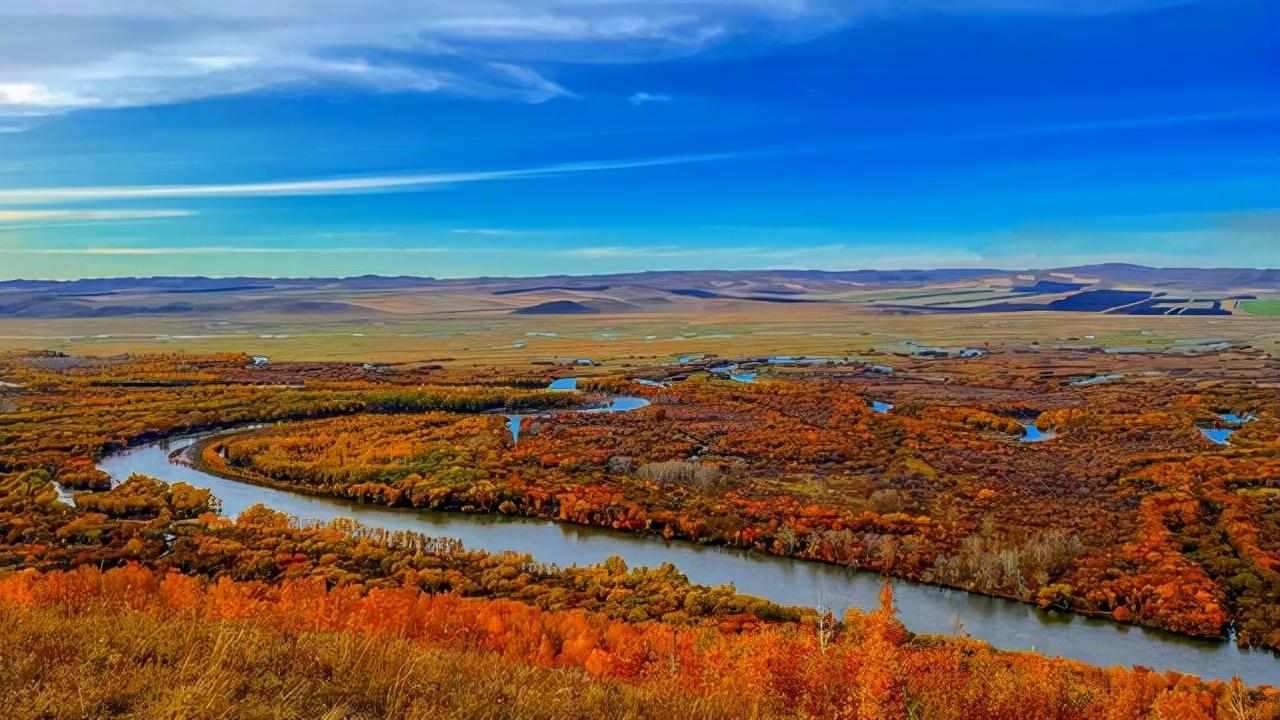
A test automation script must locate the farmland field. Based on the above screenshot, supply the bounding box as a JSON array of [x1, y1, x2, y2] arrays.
[[1242, 299, 1280, 317]]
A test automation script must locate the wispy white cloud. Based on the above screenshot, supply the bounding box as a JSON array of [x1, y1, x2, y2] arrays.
[[953, 110, 1273, 143], [0, 152, 743, 204], [1, 109, 1251, 209], [8, 212, 1262, 270], [449, 227, 573, 236], [0, 2, 840, 114], [4, 247, 456, 255], [487, 62, 577, 100], [5, 243, 990, 272], [761, 110, 1276, 161], [559, 243, 854, 261], [560, 245, 684, 259], [901, 0, 1187, 15], [0, 1, 1184, 115], [628, 91, 672, 106], [0, 209, 195, 222]]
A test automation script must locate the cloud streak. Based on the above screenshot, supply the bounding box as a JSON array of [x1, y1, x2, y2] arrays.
[[449, 227, 575, 237], [0, 109, 1251, 207], [0, 1, 842, 114], [0, 152, 742, 204], [559, 243, 854, 261], [4, 247, 456, 255], [629, 91, 672, 106], [0, 1, 1190, 115], [0, 209, 195, 222]]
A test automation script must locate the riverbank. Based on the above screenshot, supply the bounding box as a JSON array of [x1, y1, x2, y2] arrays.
[[190, 424, 1133, 631], [7, 349, 1275, 683], [96, 431, 1280, 686]]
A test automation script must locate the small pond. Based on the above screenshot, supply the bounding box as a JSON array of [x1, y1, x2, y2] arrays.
[[1019, 422, 1056, 443]]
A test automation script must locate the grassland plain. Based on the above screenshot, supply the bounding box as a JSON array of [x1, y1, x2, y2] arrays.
[[0, 305, 1276, 364]]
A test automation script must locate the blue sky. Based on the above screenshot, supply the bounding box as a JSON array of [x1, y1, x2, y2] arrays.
[[0, 0, 1275, 278]]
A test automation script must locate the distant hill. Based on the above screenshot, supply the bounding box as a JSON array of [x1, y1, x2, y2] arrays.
[[0, 265, 1274, 319], [512, 300, 601, 315]]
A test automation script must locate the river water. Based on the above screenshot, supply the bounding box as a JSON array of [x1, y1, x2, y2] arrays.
[[95, 431, 1277, 685], [1198, 412, 1257, 445], [83, 377, 1280, 684]]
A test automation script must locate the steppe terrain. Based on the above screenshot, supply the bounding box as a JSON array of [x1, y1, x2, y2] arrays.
[[2, 265, 1276, 361]]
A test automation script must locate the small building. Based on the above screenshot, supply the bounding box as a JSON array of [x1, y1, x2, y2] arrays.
[[250, 356, 270, 366]]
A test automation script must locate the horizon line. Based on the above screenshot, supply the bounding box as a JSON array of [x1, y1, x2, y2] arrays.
[[0, 262, 1276, 285]]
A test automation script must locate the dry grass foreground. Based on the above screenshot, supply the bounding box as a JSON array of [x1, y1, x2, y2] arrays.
[[3, 562, 1278, 720], [0, 605, 760, 720]]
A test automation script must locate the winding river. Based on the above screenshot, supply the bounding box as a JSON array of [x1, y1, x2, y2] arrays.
[[89, 384, 1278, 685]]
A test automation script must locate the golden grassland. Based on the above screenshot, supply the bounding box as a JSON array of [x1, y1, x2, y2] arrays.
[[0, 604, 764, 720], [0, 303, 1275, 365]]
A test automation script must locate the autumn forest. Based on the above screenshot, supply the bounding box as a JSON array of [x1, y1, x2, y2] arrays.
[[0, 344, 1277, 719]]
